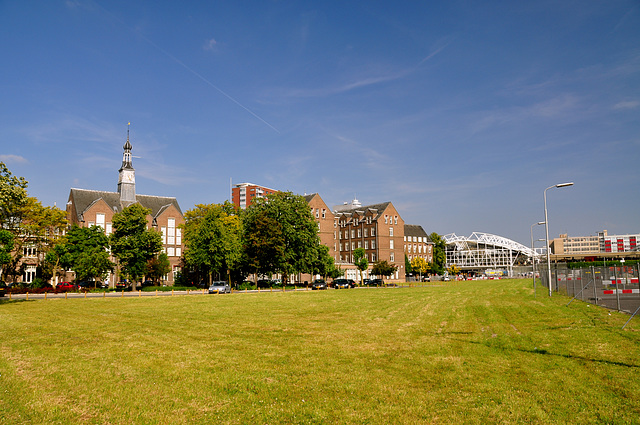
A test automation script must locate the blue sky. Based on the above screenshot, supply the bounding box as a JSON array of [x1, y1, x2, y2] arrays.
[[1, 0, 638, 246]]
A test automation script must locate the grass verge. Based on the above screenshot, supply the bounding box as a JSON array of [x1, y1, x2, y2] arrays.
[[0, 279, 638, 424]]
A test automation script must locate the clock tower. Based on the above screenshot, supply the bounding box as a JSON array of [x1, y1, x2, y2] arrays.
[[117, 124, 136, 206]]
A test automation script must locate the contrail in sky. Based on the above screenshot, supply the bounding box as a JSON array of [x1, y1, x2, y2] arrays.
[[90, 1, 280, 133]]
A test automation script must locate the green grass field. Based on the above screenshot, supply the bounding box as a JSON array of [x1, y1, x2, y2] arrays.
[[1, 279, 639, 424]]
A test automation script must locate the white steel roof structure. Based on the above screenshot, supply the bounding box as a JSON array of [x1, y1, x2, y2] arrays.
[[443, 232, 537, 276]]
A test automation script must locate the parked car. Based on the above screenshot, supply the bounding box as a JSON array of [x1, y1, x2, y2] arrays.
[[56, 282, 76, 291], [77, 280, 107, 290], [115, 281, 130, 291], [368, 279, 384, 287], [333, 278, 350, 289], [257, 279, 271, 288], [209, 281, 231, 294], [141, 280, 155, 287], [311, 279, 327, 290], [0, 281, 6, 297]]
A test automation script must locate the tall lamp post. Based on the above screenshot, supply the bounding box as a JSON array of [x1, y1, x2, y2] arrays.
[[531, 221, 545, 297], [544, 182, 574, 297]]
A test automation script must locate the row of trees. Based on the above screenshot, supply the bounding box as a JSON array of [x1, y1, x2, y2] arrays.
[[181, 193, 346, 286], [1, 162, 169, 287]]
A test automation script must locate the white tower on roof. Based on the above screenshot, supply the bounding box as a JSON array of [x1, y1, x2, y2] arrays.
[[117, 123, 136, 207]]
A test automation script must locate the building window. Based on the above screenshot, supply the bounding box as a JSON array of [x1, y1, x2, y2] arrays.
[[106, 223, 112, 235], [322, 209, 326, 218], [371, 228, 376, 237], [365, 240, 369, 249], [167, 247, 175, 257], [176, 228, 182, 245], [351, 230, 355, 238], [351, 242, 355, 251], [394, 216, 398, 225], [357, 228, 361, 237], [389, 227, 394, 237], [390, 252, 395, 262], [364, 228, 368, 237], [168, 218, 175, 245], [358, 241, 362, 249], [371, 253, 376, 262], [23, 246, 37, 257], [161, 226, 167, 244], [371, 240, 376, 249], [96, 213, 105, 230], [390, 240, 394, 249]]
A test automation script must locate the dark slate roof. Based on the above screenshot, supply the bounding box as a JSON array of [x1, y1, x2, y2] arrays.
[[303, 193, 317, 203], [404, 224, 432, 242], [69, 188, 182, 222], [334, 201, 391, 221]]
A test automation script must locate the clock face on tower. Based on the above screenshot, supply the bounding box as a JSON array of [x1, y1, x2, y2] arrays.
[[121, 170, 135, 183]]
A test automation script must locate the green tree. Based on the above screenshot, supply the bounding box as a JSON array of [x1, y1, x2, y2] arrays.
[[447, 264, 461, 276], [405, 253, 413, 276], [145, 252, 171, 284], [430, 232, 447, 275], [0, 162, 28, 229], [0, 229, 14, 277], [410, 257, 430, 281], [0, 163, 67, 283], [110, 204, 163, 283], [312, 244, 342, 281], [371, 260, 398, 278], [182, 202, 243, 284], [243, 192, 320, 284], [48, 225, 114, 285], [352, 247, 368, 284]]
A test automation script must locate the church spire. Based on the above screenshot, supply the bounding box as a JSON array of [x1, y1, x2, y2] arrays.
[[118, 122, 136, 206], [121, 122, 133, 170]]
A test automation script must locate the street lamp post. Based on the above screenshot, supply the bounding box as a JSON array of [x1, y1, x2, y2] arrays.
[[544, 182, 574, 297], [531, 221, 545, 297]]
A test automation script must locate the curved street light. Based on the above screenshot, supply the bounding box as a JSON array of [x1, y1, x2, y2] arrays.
[[544, 182, 574, 297]]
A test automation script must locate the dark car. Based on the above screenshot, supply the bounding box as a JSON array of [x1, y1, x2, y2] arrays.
[[368, 279, 384, 287], [56, 282, 76, 291], [115, 281, 131, 291], [257, 279, 271, 288], [311, 279, 327, 290], [141, 280, 155, 288], [0, 281, 6, 297], [333, 278, 350, 289], [77, 280, 107, 290]]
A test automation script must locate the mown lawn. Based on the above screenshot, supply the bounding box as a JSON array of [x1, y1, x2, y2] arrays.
[[1, 279, 638, 424]]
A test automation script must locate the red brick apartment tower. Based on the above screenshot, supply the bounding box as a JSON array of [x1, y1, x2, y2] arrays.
[[231, 182, 278, 209]]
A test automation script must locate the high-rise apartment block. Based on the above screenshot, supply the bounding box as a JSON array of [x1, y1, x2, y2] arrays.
[[231, 182, 278, 209]]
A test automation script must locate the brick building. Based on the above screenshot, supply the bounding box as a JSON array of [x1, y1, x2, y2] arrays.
[[404, 224, 433, 264], [231, 182, 278, 209], [66, 131, 184, 286], [333, 198, 406, 282]]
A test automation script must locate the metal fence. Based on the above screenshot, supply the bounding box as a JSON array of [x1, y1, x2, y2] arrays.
[[539, 264, 640, 317]]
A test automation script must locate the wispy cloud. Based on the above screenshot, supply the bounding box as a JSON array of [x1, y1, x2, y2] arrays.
[[22, 116, 123, 148], [279, 42, 450, 100], [613, 100, 640, 110], [470, 94, 581, 133], [0, 154, 28, 164], [203, 38, 218, 51]]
